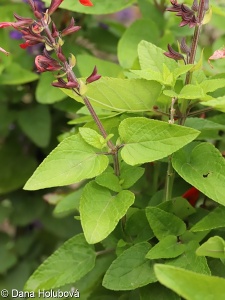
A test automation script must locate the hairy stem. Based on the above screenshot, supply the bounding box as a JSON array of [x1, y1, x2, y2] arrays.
[[82, 96, 114, 149], [180, 0, 206, 125], [165, 0, 207, 199]]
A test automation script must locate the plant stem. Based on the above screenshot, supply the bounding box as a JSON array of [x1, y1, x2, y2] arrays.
[[180, 0, 207, 125], [166, 1, 207, 200], [82, 96, 114, 148], [113, 151, 120, 176], [82, 98, 120, 176], [164, 155, 175, 201], [96, 248, 115, 256], [188, 106, 213, 117]]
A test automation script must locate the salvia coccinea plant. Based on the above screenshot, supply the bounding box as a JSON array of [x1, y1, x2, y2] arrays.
[[2, 0, 225, 298]]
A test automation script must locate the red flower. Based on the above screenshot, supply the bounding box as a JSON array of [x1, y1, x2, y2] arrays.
[[20, 41, 34, 49], [182, 187, 200, 207], [35, 52, 62, 72], [79, 0, 93, 6]]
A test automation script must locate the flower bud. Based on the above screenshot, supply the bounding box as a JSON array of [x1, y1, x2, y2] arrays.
[[164, 44, 184, 61], [86, 66, 101, 84], [48, 0, 64, 15]]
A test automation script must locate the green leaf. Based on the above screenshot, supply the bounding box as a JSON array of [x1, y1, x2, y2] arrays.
[[155, 264, 225, 300], [167, 241, 210, 275], [120, 163, 145, 189], [80, 181, 134, 244], [131, 68, 165, 85], [196, 236, 225, 259], [191, 206, 225, 232], [103, 242, 156, 290], [118, 19, 159, 69], [185, 117, 225, 140], [75, 254, 115, 300], [158, 198, 196, 220], [95, 169, 122, 192], [53, 189, 82, 217], [145, 207, 186, 240], [36, 72, 66, 104], [140, 283, 181, 300], [202, 6, 212, 23], [79, 127, 106, 149], [201, 96, 225, 112], [162, 64, 174, 86], [172, 142, 225, 206], [17, 105, 51, 148], [24, 134, 109, 190], [125, 209, 154, 243], [43, 0, 135, 14], [138, 41, 177, 72], [178, 84, 205, 99], [0, 245, 17, 274], [146, 235, 185, 259], [0, 63, 38, 85], [163, 89, 178, 98], [119, 117, 200, 165], [200, 79, 225, 93], [0, 143, 37, 195], [208, 257, 225, 277], [173, 64, 194, 79], [132, 63, 177, 86], [61, 78, 162, 112], [24, 234, 96, 291]]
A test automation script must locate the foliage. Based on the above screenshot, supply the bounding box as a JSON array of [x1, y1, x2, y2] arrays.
[[1, 0, 225, 299]]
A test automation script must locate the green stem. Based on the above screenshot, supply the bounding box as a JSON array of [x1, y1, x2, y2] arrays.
[[164, 155, 175, 201]]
